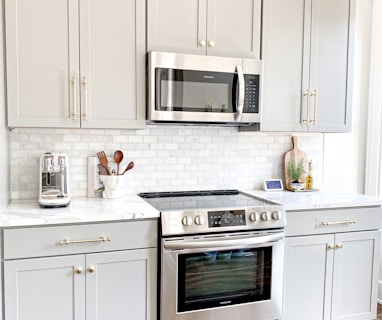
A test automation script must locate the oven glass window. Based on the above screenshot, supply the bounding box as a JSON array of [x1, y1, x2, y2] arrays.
[[177, 247, 272, 312], [156, 68, 236, 113]]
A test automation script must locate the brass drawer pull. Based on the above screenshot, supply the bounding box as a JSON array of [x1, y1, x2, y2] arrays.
[[60, 235, 111, 245], [82, 76, 88, 120], [321, 220, 356, 226], [71, 75, 78, 120]]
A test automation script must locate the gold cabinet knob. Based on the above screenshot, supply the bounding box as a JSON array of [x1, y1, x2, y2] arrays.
[[88, 266, 96, 273], [327, 244, 335, 250], [75, 267, 83, 275], [335, 243, 343, 249]]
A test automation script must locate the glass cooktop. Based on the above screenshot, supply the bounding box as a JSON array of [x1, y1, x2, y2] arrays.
[[138, 189, 276, 212]]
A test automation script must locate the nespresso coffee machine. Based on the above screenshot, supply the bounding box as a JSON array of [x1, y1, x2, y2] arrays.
[[39, 152, 70, 208]]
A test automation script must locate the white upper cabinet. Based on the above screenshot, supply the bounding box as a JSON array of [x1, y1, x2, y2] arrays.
[[147, 0, 261, 58], [260, 0, 355, 132], [5, 0, 145, 129]]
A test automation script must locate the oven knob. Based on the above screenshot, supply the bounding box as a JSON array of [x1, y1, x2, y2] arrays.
[[194, 215, 205, 225], [182, 216, 193, 226], [249, 212, 259, 222], [272, 211, 281, 220], [261, 212, 270, 221]]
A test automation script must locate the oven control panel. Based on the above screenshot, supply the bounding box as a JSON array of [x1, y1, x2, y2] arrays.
[[208, 210, 246, 228], [161, 206, 286, 236]]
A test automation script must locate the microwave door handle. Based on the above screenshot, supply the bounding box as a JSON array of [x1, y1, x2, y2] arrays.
[[235, 64, 245, 121], [164, 232, 284, 250]]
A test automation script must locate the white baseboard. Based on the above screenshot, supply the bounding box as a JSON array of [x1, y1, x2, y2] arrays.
[[378, 281, 382, 304]]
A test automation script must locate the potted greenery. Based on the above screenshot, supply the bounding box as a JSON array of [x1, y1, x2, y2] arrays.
[[287, 158, 305, 190]]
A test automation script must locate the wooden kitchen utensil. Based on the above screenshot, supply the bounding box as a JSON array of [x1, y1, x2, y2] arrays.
[[284, 136, 307, 191], [97, 163, 109, 176], [113, 150, 124, 175], [97, 151, 111, 175]]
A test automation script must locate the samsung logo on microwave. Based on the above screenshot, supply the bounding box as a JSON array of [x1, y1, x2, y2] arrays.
[[203, 75, 215, 79]]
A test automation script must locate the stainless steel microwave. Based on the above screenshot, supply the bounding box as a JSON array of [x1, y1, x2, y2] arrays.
[[147, 51, 263, 126]]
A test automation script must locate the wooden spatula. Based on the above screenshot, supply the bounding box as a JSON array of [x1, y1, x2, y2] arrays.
[[97, 151, 111, 175]]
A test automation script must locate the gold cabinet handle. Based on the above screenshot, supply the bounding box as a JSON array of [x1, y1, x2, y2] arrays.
[[88, 266, 96, 273], [302, 89, 311, 126], [328, 244, 343, 250], [321, 220, 356, 226], [82, 76, 88, 120], [75, 266, 83, 275], [59, 235, 111, 245], [310, 89, 317, 125], [71, 75, 78, 120]]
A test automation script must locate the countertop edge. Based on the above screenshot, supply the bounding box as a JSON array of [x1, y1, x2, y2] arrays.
[[243, 190, 382, 211], [2, 190, 382, 228], [0, 194, 160, 228]]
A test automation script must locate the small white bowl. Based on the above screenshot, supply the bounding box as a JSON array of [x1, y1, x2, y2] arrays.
[[290, 182, 305, 191]]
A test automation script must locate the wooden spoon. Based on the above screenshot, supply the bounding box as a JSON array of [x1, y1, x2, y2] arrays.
[[121, 161, 134, 175], [113, 150, 124, 175]]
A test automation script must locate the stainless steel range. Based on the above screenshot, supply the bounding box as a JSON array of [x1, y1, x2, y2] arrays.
[[139, 189, 286, 320]]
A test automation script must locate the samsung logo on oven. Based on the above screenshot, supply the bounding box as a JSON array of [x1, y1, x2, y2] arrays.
[[220, 301, 232, 305]]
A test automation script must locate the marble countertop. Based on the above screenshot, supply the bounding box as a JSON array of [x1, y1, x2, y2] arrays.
[[1, 194, 160, 227], [243, 189, 382, 211], [1, 190, 381, 228]]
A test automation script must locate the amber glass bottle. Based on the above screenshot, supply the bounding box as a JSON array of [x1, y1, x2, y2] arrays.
[[305, 160, 313, 189]]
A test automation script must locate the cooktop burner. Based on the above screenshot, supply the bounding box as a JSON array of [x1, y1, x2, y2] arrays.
[[138, 189, 274, 211]]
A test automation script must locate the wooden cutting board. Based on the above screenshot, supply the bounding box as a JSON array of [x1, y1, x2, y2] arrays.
[[284, 136, 307, 190]]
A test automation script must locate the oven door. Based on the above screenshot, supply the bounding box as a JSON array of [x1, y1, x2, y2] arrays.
[[160, 230, 284, 320]]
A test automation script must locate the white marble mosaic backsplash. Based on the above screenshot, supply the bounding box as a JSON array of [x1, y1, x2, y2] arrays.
[[9, 126, 323, 199]]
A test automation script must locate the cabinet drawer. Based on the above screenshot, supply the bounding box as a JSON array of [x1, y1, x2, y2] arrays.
[[286, 206, 382, 237], [3, 220, 158, 259]]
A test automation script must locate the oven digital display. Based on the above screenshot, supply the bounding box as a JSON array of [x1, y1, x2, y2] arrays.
[[208, 210, 246, 227]]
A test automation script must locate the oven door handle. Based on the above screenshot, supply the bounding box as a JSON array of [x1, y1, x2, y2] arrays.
[[164, 232, 284, 250]]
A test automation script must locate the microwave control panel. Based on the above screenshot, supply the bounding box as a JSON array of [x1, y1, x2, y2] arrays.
[[243, 74, 259, 114]]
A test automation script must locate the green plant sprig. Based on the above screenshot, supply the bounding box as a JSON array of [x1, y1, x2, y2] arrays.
[[287, 158, 305, 182]]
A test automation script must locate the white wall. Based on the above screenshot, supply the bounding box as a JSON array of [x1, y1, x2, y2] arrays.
[[323, 0, 373, 193], [9, 128, 323, 199]]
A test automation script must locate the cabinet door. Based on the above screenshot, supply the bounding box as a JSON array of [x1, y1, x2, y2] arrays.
[[283, 234, 334, 320], [308, 0, 354, 132], [147, 0, 261, 58], [4, 255, 86, 320], [261, 0, 354, 133], [206, 0, 261, 58], [86, 248, 157, 320], [5, 0, 80, 128], [147, 0, 207, 54], [79, 0, 145, 129], [260, 0, 307, 132], [331, 230, 380, 320]]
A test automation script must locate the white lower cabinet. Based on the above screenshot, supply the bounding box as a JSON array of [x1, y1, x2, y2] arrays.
[[2, 220, 158, 320], [283, 208, 381, 320], [5, 255, 86, 320]]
